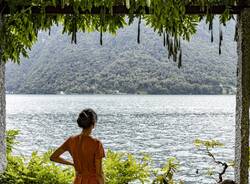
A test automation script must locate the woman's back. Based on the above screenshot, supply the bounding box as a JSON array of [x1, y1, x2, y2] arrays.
[[62, 135, 105, 184], [50, 108, 105, 184]]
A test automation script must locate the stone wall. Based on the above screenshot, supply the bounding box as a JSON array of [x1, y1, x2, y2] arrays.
[[0, 15, 6, 173], [235, 1, 250, 183]]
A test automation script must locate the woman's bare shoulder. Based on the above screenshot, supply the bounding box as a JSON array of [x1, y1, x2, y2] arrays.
[[66, 134, 80, 141], [90, 136, 103, 144], [68, 134, 102, 145]]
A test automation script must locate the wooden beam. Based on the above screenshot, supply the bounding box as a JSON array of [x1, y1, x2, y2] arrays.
[[0, 4, 249, 15], [235, 0, 250, 183]]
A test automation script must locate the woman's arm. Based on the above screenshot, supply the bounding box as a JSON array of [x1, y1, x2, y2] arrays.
[[50, 146, 74, 166], [95, 158, 105, 184]]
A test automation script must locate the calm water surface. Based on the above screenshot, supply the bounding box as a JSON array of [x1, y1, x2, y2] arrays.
[[6, 95, 235, 183]]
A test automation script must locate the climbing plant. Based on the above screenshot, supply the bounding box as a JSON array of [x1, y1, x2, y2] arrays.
[[0, 0, 238, 67]]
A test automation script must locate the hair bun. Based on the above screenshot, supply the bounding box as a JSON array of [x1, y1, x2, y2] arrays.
[[77, 108, 97, 129]]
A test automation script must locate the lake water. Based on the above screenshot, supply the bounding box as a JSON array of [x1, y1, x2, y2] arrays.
[[6, 95, 235, 183]]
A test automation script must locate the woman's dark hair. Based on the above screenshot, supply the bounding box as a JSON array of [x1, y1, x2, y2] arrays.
[[77, 108, 97, 129]]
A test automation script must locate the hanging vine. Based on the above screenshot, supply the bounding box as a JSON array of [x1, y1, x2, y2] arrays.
[[137, 15, 141, 44], [0, 0, 238, 67]]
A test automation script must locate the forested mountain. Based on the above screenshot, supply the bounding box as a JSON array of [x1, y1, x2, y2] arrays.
[[6, 19, 237, 94]]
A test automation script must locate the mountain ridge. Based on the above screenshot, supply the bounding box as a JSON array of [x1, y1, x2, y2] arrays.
[[6, 19, 237, 95]]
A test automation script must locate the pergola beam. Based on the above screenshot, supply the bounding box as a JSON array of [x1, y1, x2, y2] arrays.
[[0, 5, 250, 15]]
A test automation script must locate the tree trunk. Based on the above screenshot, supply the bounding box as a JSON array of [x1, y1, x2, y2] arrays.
[[0, 15, 6, 173], [235, 2, 250, 184]]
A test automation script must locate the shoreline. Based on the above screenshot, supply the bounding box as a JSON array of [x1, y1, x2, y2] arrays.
[[6, 93, 236, 96]]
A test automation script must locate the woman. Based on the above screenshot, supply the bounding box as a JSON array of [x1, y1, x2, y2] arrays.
[[50, 108, 105, 184]]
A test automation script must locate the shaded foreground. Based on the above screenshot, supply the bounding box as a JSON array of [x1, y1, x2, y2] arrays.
[[0, 130, 237, 184]]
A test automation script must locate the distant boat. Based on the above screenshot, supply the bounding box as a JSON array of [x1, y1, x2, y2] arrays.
[[114, 90, 126, 95], [59, 91, 65, 95]]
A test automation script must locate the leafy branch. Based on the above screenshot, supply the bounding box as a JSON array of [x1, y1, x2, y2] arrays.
[[194, 139, 235, 184]]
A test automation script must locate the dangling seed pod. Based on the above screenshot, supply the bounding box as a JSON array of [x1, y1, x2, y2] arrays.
[[164, 32, 183, 67], [100, 8, 104, 46], [173, 54, 177, 62], [71, 28, 75, 44], [168, 45, 171, 59], [137, 15, 141, 44], [100, 27, 103, 45], [146, 0, 151, 7], [168, 38, 173, 59], [211, 29, 213, 42], [178, 48, 182, 69], [163, 31, 166, 47], [173, 40, 178, 62], [71, 15, 77, 44], [166, 33, 169, 47], [71, 32, 74, 44], [219, 24, 223, 55], [74, 15, 77, 44], [126, 0, 130, 9], [209, 20, 214, 43], [234, 18, 239, 42], [175, 37, 179, 48]]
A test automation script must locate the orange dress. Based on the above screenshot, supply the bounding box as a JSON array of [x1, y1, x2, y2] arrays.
[[61, 135, 105, 184]]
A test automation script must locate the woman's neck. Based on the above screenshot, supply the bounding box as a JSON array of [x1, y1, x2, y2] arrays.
[[81, 128, 92, 136]]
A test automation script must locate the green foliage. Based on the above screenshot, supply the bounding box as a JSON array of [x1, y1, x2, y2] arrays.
[[2, 130, 182, 183], [0, 12, 38, 63], [0, 12, 125, 63], [0, 0, 236, 65], [1, 131, 74, 184], [103, 149, 151, 184], [194, 139, 233, 182], [152, 157, 184, 184], [194, 139, 224, 149], [2, 151, 74, 184], [6, 129, 19, 155]]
